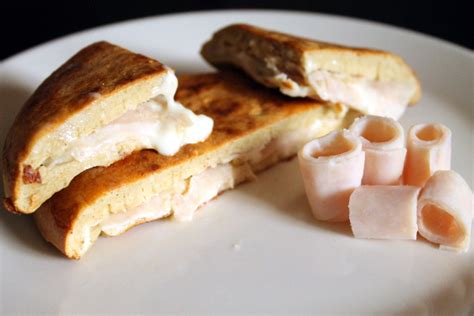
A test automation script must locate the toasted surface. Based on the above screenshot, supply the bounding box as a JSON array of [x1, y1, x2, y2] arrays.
[[34, 71, 350, 259], [3, 41, 172, 213], [201, 24, 421, 104]]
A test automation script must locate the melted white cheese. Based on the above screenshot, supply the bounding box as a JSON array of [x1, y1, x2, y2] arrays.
[[52, 96, 213, 165], [271, 70, 414, 120], [97, 118, 337, 235]]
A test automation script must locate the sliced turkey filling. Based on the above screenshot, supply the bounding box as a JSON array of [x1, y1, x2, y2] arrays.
[[417, 170, 472, 252], [271, 70, 415, 120], [45, 96, 213, 167], [100, 163, 252, 236], [99, 119, 329, 237]]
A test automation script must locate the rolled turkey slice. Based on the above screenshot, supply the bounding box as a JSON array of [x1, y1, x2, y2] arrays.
[[417, 170, 472, 252], [349, 185, 420, 240], [349, 115, 406, 185], [404, 123, 451, 187], [298, 130, 365, 222]]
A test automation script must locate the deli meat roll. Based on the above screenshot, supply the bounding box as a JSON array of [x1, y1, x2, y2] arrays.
[[349, 115, 406, 185], [349, 185, 420, 240], [298, 130, 365, 222], [417, 170, 472, 252], [404, 123, 451, 187]]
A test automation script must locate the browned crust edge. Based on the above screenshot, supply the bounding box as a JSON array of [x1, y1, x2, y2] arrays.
[[32, 71, 341, 259], [202, 23, 422, 105], [2, 41, 168, 214]]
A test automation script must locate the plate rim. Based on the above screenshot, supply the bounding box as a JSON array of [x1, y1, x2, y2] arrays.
[[1, 8, 473, 315], [1, 9, 472, 66]]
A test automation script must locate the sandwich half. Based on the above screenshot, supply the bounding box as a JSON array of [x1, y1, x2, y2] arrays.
[[201, 24, 421, 119], [3, 41, 213, 214], [34, 71, 352, 259]]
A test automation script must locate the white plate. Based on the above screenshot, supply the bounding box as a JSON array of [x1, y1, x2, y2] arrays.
[[1, 10, 473, 315]]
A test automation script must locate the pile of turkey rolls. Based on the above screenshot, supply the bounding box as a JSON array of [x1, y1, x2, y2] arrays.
[[298, 115, 472, 252]]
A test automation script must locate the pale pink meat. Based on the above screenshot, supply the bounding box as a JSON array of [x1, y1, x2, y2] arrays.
[[349, 185, 420, 240], [172, 164, 238, 221], [349, 115, 406, 185], [298, 130, 365, 222], [417, 170, 472, 252], [404, 123, 451, 187]]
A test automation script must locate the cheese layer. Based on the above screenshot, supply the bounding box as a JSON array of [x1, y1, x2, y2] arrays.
[[272, 70, 414, 120], [100, 118, 331, 236], [49, 96, 213, 166]]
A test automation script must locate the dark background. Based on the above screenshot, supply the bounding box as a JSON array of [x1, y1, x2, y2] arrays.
[[1, 1, 472, 60]]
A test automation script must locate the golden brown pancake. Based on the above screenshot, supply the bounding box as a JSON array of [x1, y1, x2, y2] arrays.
[[3, 41, 186, 214], [34, 71, 353, 259], [201, 24, 421, 119]]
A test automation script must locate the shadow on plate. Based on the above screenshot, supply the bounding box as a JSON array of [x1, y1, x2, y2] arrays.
[[167, 59, 212, 75], [0, 81, 31, 142], [416, 234, 438, 249], [239, 159, 353, 237], [0, 210, 63, 258], [401, 267, 474, 315], [0, 81, 63, 258]]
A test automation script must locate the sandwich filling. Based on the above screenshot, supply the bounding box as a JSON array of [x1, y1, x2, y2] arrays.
[[100, 163, 250, 236], [226, 52, 413, 119], [101, 117, 334, 233], [271, 70, 414, 120], [78, 114, 345, 254], [47, 95, 214, 167]]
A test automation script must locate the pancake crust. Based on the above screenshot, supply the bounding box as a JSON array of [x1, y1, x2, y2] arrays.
[[43, 71, 340, 229], [3, 41, 169, 213], [201, 24, 421, 103], [34, 72, 349, 258]]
